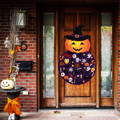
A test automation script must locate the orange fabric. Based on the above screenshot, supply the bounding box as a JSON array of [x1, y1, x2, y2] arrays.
[[65, 39, 91, 53], [4, 97, 21, 115]]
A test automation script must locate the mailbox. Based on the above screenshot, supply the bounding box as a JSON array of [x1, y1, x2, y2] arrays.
[[16, 61, 33, 72]]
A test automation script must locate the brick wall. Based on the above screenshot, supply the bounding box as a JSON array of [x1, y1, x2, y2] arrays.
[[117, 3, 120, 111], [0, 1, 38, 112]]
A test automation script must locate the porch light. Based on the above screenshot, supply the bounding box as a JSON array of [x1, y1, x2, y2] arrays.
[[16, 10, 26, 27]]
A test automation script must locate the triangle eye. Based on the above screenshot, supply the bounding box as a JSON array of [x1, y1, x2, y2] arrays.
[[72, 42, 75, 45], [80, 42, 84, 45]]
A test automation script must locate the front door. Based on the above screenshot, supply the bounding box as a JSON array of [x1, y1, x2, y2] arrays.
[[40, 7, 114, 108], [59, 8, 98, 107]]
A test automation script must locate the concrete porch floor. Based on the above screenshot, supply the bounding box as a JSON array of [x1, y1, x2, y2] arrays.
[[0, 109, 120, 120]]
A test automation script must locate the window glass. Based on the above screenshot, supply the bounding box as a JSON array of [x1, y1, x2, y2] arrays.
[[43, 13, 55, 98], [101, 13, 112, 97]]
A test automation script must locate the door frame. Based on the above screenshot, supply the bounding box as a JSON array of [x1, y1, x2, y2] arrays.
[[37, 5, 118, 109], [99, 9, 116, 107]]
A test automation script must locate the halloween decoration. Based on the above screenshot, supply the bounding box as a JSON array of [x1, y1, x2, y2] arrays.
[[0, 86, 25, 120], [59, 25, 95, 85], [20, 42, 27, 51], [2, 9, 21, 90], [65, 39, 90, 53], [4, 97, 21, 115], [0, 79, 15, 89], [8, 113, 15, 120], [0, 8, 26, 120], [15, 42, 27, 52]]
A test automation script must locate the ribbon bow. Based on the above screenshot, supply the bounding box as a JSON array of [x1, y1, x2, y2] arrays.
[[4, 97, 21, 115]]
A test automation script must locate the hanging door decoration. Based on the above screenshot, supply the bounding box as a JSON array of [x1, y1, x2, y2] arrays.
[[59, 25, 95, 85]]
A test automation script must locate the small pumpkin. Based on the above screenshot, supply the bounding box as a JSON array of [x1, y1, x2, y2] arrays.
[[65, 39, 90, 53], [0, 79, 15, 89]]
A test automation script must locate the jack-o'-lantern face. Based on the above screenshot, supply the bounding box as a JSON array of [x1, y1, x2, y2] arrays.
[[65, 39, 90, 53], [0, 79, 14, 89]]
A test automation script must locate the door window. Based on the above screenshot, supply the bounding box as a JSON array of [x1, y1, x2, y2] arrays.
[[43, 13, 55, 98], [101, 13, 113, 97]]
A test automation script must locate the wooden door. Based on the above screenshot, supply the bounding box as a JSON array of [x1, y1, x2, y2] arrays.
[[59, 8, 98, 107]]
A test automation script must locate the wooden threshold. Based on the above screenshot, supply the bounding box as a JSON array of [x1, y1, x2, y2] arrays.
[[60, 103, 96, 107]]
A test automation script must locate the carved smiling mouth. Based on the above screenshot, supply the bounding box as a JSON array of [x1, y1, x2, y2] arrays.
[[73, 48, 82, 51], [1, 84, 10, 87]]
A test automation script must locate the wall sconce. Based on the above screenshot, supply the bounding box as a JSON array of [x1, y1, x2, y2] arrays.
[[16, 10, 26, 28]]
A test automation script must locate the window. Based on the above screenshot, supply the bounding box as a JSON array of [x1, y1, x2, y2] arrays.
[[43, 13, 55, 98], [101, 13, 113, 97]]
